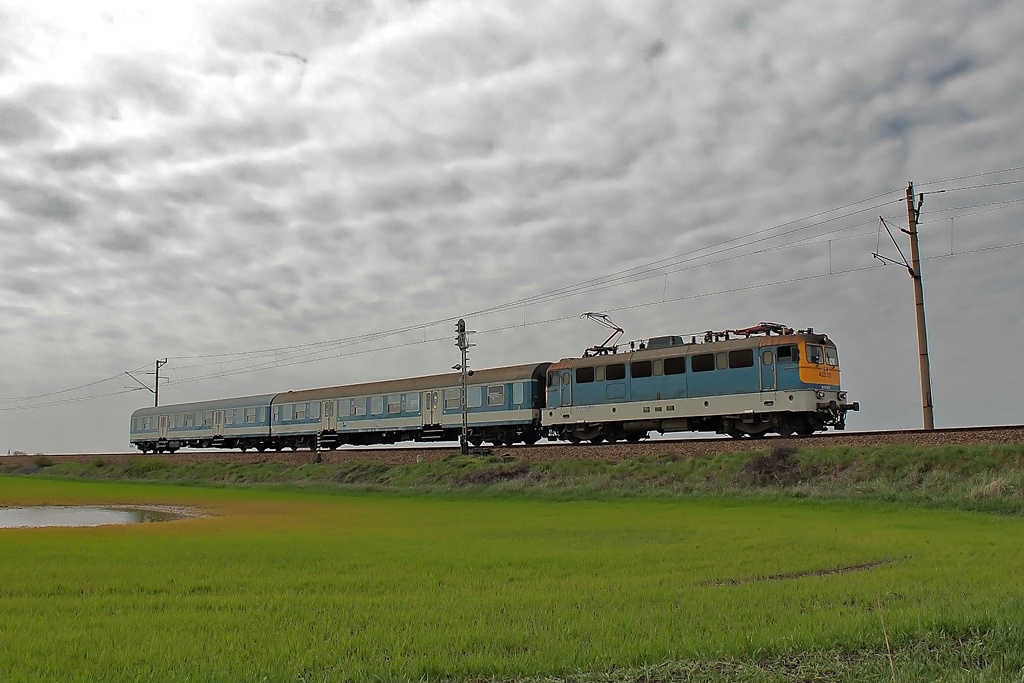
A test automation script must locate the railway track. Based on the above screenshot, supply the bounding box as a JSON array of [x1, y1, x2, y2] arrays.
[[5, 425, 1023, 468]]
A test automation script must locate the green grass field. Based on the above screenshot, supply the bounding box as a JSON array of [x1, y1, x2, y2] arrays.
[[2, 473, 1024, 682]]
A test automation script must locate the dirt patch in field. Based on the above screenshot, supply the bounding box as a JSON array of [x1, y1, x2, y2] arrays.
[[702, 557, 902, 587]]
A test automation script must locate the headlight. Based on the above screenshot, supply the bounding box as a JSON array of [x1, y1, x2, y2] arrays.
[[838, 391, 847, 400], [816, 391, 826, 399]]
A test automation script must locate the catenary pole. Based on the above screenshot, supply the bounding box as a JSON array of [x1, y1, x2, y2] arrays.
[[904, 182, 935, 430], [154, 358, 167, 407]]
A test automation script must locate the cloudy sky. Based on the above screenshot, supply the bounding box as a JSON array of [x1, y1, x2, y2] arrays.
[[1, 0, 1022, 453]]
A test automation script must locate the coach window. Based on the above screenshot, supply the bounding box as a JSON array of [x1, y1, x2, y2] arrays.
[[444, 388, 461, 410], [513, 382, 525, 406], [283, 404, 293, 421], [310, 402, 320, 419], [371, 396, 385, 415], [729, 349, 754, 369], [184, 413, 194, 427], [466, 386, 482, 408], [406, 393, 420, 413], [295, 403, 307, 420], [691, 354, 714, 372], [606, 363, 626, 381], [353, 397, 367, 416], [631, 360, 652, 378], [488, 385, 505, 406], [576, 366, 595, 384], [665, 356, 686, 375], [388, 395, 402, 414]]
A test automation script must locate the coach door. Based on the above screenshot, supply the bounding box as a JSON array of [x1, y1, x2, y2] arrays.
[[158, 415, 169, 439], [422, 391, 440, 425], [760, 349, 777, 397], [214, 410, 225, 436], [321, 400, 337, 432]]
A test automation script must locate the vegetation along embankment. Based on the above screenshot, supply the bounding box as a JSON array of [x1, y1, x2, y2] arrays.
[[7, 442, 1024, 514], [3, 442, 1024, 682]]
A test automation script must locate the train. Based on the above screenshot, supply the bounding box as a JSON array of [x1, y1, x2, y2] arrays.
[[129, 322, 859, 453]]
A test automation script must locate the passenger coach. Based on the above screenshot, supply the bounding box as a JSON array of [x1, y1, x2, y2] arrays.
[[272, 362, 551, 449]]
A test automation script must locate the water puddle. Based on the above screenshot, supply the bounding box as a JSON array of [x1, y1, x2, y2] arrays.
[[0, 506, 191, 529]]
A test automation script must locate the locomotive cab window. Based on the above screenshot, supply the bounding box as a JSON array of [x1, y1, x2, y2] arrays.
[[825, 347, 839, 366], [806, 344, 824, 364], [548, 372, 560, 387]]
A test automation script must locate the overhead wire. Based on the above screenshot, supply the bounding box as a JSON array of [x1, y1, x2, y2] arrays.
[[5, 179, 1021, 410]]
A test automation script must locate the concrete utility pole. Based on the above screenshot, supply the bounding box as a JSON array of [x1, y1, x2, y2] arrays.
[[904, 182, 935, 430], [454, 319, 475, 455]]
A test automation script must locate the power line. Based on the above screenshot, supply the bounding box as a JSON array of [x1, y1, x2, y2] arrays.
[[6, 178, 1021, 410]]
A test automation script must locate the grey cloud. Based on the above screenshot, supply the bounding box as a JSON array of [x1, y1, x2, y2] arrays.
[[0, 101, 49, 144], [93, 54, 193, 116], [1, 274, 44, 297], [44, 145, 120, 173], [96, 227, 154, 256], [191, 116, 308, 155], [926, 55, 975, 88], [0, 177, 82, 223]]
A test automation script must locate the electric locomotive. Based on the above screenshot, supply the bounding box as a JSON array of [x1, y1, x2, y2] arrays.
[[542, 323, 858, 442]]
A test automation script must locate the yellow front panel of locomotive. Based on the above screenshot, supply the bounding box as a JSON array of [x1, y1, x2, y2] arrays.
[[797, 341, 841, 386]]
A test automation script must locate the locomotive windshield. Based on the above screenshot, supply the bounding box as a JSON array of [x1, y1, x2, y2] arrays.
[[806, 344, 824, 364], [825, 346, 839, 366]]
